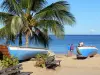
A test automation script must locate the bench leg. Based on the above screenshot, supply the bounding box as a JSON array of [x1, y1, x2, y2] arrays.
[[59, 62, 61, 66]]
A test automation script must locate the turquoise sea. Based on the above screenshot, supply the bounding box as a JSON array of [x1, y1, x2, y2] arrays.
[[0, 35, 100, 54], [49, 35, 100, 54]]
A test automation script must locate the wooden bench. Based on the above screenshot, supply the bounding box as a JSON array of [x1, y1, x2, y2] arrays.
[[0, 64, 33, 75], [45, 56, 61, 69], [54, 60, 61, 66]]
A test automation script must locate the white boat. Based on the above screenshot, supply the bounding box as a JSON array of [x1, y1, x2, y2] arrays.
[[76, 46, 98, 58], [0, 45, 49, 61]]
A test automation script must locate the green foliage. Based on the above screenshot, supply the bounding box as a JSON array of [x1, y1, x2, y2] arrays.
[[35, 54, 48, 68], [0, 0, 76, 47], [0, 55, 19, 69]]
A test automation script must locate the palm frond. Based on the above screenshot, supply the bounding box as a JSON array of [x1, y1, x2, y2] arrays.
[[29, 29, 50, 48], [35, 1, 75, 25], [37, 20, 64, 38], [11, 16, 24, 35], [0, 25, 16, 44], [19, 0, 32, 14], [1, 0, 46, 14], [30, 0, 47, 12], [20, 0, 47, 13], [0, 12, 13, 23], [1, 0, 22, 15]]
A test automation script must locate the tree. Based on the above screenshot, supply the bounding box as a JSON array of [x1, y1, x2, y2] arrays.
[[0, 0, 75, 47]]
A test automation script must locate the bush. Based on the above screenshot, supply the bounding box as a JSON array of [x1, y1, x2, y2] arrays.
[[35, 54, 48, 68], [0, 55, 19, 69]]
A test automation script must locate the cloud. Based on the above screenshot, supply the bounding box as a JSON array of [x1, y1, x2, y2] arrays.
[[90, 29, 96, 33]]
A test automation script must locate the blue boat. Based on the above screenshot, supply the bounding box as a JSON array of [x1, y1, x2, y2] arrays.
[[0, 45, 49, 61], [76, 46, 98, 58]]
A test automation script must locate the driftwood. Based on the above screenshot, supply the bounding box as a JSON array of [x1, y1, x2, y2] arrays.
[[45, 56, 61, 69], [0, 64, 33, 75]]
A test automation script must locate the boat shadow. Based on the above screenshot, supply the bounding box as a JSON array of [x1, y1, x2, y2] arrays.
[[19, 59, 31, 63], [73, 57, 87, 60]]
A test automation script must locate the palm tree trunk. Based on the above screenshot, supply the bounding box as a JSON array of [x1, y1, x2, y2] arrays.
[[25, 30, 30, 47]]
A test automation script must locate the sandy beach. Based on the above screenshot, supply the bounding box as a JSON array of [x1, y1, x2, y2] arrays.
[[21, 54, 100, 75]]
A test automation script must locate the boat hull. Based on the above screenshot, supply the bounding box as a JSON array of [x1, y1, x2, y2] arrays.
[[76, 46, 98, 58], [7, 46, 49, 61]]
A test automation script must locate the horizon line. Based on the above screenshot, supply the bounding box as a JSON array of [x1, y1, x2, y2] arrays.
[[49, 34, 100, 35]]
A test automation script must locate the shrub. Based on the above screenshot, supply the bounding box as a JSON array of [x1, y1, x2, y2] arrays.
[[35, 54, 48, 68], [0, 55, 19, 69]]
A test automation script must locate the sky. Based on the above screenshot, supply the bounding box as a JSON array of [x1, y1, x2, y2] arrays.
[[0, 0, 100, 35], [48, 0, 100, 35]]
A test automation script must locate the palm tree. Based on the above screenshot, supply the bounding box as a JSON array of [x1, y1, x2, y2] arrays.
[[0, 0, 75, 47]]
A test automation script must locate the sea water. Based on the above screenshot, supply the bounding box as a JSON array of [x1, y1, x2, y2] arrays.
[[49, 35, 100, 54], [0, 35, 100, 54]]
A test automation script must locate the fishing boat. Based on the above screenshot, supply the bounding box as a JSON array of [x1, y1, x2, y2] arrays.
[[76, 46, 98, 58], [0, 45, 49, 61]]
